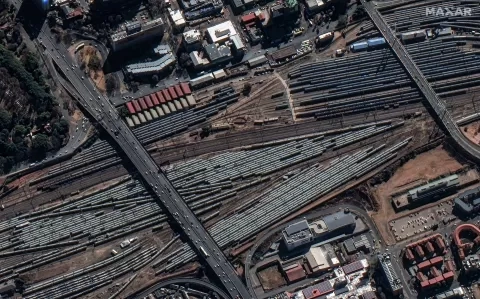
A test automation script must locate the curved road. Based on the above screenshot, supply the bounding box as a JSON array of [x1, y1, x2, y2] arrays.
[[132, 278, 230, 299]]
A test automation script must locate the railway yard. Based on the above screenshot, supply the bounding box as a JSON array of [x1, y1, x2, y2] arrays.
[[7, 0, 480, 298]]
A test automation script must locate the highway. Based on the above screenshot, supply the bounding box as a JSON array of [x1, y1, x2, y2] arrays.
[[361, 0, 480, 162], [37, 23, 253, 299]]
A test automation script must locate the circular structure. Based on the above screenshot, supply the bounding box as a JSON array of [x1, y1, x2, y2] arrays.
[[134, 278, 230, 299]]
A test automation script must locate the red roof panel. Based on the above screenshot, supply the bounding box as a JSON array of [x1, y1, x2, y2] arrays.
[[168, 86, 178, 99], [126, 102, 136, 114], [156, 91, 165, 103], [443, 271, 454, 280], [132, 100, 141, 112], [241, 13, 256, 24], [145, 95, 154, 108], [180, 82, 191, 95], [430, 256, 443, 265], [174, 85, 184, 97], [418, 260, 431, 270], [151, 93, 160, 106], [139, 98, 148, 110], [285, 265, 306, 283], [162, 89, 171, 101]]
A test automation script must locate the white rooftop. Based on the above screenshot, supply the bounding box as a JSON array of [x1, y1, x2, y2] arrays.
[[207, 20, 238, 44]]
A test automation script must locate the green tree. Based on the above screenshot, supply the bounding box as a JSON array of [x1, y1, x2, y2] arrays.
[[37, 112, 51, 126], [0, 109, 12, 131], [32, 134, 51, 158], [118, 106, 129, 118], [105, 74, 116, 94], [13, 125, 27, 137], [242, 82, 252, 95], [88, 54, 101, 71]]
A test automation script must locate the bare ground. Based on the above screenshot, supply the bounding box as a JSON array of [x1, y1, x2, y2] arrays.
[[257, 265, 286, 291], [370, 146, 464, 245], [461, 122, 480, 145]]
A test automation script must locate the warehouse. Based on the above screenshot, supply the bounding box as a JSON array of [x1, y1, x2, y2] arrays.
[[270, 45, 297, 62], [124, 54, 176, 77], [190, 73, 215, 88], [247, 55, 268, 68], [305, 246, 339, 273], [282, 219, 312, 250]]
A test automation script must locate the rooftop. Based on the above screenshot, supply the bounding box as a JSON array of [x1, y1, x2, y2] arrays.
[[183, 29, 202, 44], [206, 20, 238, 44], [111, 17, 164, 42]]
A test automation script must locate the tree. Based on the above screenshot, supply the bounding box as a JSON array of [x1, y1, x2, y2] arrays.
[[119, 106, 129, 118], [105, 74, 116, 94], [152, 74, 159, 82], [130, 81, 139, 92], [47, 11, 58, 27], [115, 15, 122, 22], [88, 54, 101, 71], [0, 109, 11, 131], [31, 134, 51, 158], [242, 82, 252, 95], [37, 111, 51, 126]]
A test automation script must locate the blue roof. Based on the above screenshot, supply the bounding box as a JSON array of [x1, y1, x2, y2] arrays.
[[350, 41, 368, 51], [367, 37, 386, 47]]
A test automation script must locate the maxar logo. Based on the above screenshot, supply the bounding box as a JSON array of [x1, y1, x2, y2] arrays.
[[426, 7, 472, 16]]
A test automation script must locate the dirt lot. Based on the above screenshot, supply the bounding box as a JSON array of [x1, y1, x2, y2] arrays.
[[79, 46, 106, 93], [257, 265, 286, 291], [369, 146, 464, 245], [461, 122, 480, 144]]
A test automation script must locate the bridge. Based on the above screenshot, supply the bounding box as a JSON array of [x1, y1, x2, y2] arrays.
[[361, 0, 480, 162]]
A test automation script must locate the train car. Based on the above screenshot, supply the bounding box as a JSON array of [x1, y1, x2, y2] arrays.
[[175, 85, 184, 97], [151, 93, 160, 106], [168, 86, 178, 99], [145, 95, 154, 108], [162, 89, 172, 101], [126, 102, 136, 114], [156, 91, 166, 103]]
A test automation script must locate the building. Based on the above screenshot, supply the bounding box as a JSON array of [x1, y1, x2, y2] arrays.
[[435, 287, 464, 299], [190, 73, 215, 88], [343, 234, 371, 254], [0, 281, 15, 295], [168, 8, 186, 31], [453, 186, 480, 215], [247, 55, 268, 68], [183, 29, 203, 52], [305, 246, 339, 273], [124, 44, 176, 77], [463, 254, 480, 272], [407, 175, 459, 202], [310, 211, 356, 239], [269, 45, 297, 63], [267, 0, 299, 25], [109, 17, 165, 51], [205, 20, 246, 55], [184, 1, 222, 20], [377, 253, 403, 295], [283, 219, 313, 250], [283, 263, 306, 283]]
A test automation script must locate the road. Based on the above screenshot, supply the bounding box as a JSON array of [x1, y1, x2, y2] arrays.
[[37, 23, 253, 299], [361, 0, 480, 163]]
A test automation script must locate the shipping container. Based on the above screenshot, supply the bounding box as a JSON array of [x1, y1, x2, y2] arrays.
[[162, 104, 171, 114], [186, 95, 197, 106], [157, 91, 166, 103], [145, 95, 154, 108], [144, 110, 153, 121], [126, 102, 136, 114], [132, 115, 141, 125], [126, 117, 134, 127], [180, 98, 189, 108], [181, 82, 192, 95], [139, 98, 148, 110], [174, 99, 183, 110], [132, 100, 142, 112], [163, 89, 172, 101], [175, 85, 184, 97], [156, 106, 165, 116], [150, 108, 159, 118], [138, 113, 147, 123], [168, 102, 177, 112], [151, 93, 160, 106], [168, 86, 178, 99]]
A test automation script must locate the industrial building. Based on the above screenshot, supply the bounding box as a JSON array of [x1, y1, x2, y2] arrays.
[[283, 219, 313, 250], [247, 55, 268, 68], [109, 17, 165, 52], [305, 246, 340, 273], [168, 8, 186, 31], [182, 29, 203, 52], [393, 174, 459, 210], [183, 0, 222, 20], [453, 186, 480, 215], [343, 234, 371, 254], [434, 287, 465, 299], [283, 211, 356, 251], [377, 253, 403, 295], [124, 44, 176, 77], [462, 254, 480, 272], [206, 21, 246, 55]]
